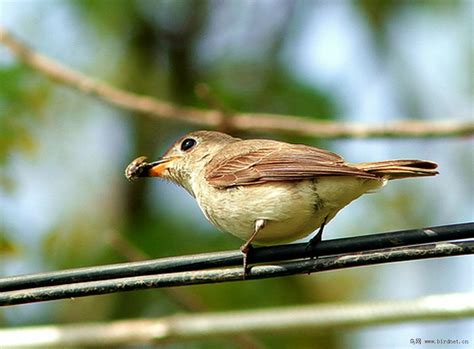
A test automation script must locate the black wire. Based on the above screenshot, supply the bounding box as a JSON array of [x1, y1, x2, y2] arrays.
[[0, 240, 472, 306], [0, 222, 472, 293]]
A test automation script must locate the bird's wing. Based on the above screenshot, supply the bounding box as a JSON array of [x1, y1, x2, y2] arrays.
[[205, 140, 376, 187]]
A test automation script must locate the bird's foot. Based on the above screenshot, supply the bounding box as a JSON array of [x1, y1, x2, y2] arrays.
[[305, 216, 328, 258], [240, 243, 254, 279]]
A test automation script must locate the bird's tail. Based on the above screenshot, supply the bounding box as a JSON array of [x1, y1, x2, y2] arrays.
[[354, 160, 438, 180]]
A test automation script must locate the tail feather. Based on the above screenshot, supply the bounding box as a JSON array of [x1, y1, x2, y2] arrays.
[[354, 160, 438, 180]]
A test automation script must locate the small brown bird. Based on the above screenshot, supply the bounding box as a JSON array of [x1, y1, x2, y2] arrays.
[[125, 130, 438, 273]]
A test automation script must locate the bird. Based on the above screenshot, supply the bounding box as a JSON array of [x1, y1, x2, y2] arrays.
[[125, 130, 438, 275]]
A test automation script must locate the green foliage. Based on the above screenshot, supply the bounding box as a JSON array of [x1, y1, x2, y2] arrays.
[[72, 0, 139, 33], [0, 65, 50, 164], [0, 232, 21, 256], [201, 62, 337, 119]]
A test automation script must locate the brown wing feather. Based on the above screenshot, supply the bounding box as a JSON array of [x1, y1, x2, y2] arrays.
[[205, 140, 376, 187]]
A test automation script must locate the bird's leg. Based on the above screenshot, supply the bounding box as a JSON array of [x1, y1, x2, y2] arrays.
[[240, 219, 266, 279], [306, 215, 329, 256]]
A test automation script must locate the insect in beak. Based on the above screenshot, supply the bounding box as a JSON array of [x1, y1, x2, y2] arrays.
[[125, 156, 175, 180]]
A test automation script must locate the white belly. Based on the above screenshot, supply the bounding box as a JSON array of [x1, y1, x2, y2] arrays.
[[193, 177, 384, 245]]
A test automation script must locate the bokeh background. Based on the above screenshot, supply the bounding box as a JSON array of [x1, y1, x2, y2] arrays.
[[1, 0, 473, 348]]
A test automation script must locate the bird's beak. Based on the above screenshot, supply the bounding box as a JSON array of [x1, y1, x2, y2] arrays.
[[125, 156, 176, 180], [147, 157, 175, 177]]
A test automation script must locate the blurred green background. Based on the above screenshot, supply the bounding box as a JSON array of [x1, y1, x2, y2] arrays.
[[0, 0, 472, 348]]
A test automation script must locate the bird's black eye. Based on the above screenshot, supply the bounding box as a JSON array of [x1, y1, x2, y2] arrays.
[[180, 138, 197, 152]]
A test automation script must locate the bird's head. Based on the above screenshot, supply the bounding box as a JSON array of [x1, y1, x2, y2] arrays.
[[125, 130, 238, 195]]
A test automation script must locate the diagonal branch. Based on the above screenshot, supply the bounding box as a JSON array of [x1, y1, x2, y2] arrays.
[[1, 26, 473, 139], [105, 231, 265, 349], [1, 292, 473, 346]]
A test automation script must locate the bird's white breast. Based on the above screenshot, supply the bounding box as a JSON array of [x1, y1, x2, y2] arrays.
[[193, 176, 384, 245]]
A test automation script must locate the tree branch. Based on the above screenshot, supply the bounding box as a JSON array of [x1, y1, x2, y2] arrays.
[[1, 292, 473, 347], [1, 26, 472, 139]]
